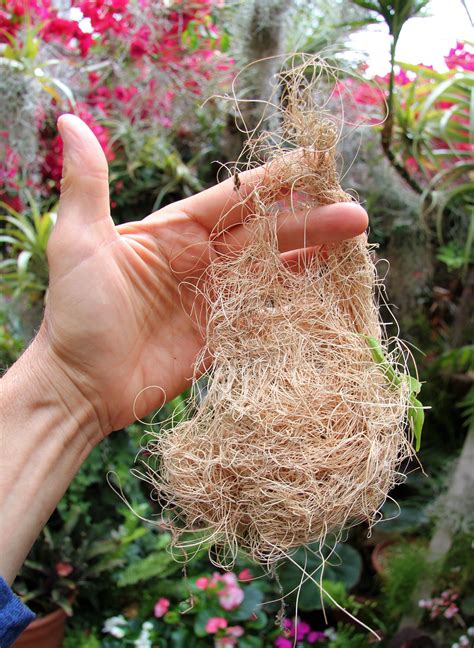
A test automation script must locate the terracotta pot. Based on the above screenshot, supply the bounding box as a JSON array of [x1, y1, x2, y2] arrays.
[[371, 539, 396, 575], [13, 608, 67, 648]]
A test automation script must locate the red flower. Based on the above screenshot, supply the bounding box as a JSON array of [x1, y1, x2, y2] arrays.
[[55, 562, 73, 577], [238, 568, 252, 582], [154, 597, 170, 618]]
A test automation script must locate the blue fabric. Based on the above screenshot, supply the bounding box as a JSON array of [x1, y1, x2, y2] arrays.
[[0, 576, 35, 647]]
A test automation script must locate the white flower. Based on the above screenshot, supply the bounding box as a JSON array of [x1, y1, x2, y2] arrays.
[[459, 637, 469, 647], [468, 627, 474, 636], [103, 615, 128, 638], [134, 626, 152, 648], [451, 643, 460, 648], [325, 627, 337, 641]]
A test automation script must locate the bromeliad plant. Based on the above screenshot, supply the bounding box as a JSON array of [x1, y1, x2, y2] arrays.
[[389, 50, 474, 274], [0, 196, 55, 296]]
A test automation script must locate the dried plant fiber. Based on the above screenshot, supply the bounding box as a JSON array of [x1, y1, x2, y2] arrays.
[[145, 56, 414, 570]]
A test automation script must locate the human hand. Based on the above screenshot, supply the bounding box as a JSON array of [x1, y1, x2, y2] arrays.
[[39, 115, 368, 439]]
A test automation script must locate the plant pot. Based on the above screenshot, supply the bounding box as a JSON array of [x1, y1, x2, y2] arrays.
[[13, 607, 67, 648], [371, 539, 396, 576]]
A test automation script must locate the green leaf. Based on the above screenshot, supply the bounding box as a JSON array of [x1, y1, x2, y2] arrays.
[[163, 610, 180, 624], [193, 609, 212, 637], [364, 336, 425, 449], [246, 609, 268, 630], [117, 549, 180, 587], [408, 398, 424, 451], [407, 375, 422, 394], [170, 628, 191, 647], [220, 32, 230, 52], [365, 336, 399, 386], [232, 584, 264, 621], [277, 543, 362, 611], [239, 637, 263, 648]]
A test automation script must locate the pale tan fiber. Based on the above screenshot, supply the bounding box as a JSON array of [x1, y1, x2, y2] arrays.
[[144, 56, 414, 570]]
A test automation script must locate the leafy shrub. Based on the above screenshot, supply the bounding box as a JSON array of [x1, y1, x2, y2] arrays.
[[381, 542, 429, 622]]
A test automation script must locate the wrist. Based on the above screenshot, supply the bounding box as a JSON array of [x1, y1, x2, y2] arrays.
[[31, 326, 107, 445], [0, 333, 102, 584]]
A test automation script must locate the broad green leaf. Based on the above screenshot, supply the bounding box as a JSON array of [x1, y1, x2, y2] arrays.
[[277, 542, 362, 611], [232, 584, 264, 621]]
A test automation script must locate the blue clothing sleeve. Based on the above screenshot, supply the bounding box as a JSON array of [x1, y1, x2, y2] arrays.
[[0, 576, 35, 647]]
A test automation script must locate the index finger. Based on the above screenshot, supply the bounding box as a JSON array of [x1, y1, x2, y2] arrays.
[[160, 166, 275, 233]]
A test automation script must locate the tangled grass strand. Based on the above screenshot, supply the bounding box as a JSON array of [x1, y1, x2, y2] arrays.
[[145, 55, 414, 570]]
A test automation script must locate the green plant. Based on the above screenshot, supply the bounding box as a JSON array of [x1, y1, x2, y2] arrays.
[[0, 307, 23, 367], [327, 623, 371, 648], [393, 65, 474, 271], [440, 530, 474, 597], [437, 241, 474, 272], [277, 542, 363, 611], [365, 335, 425, 450], [381, 542, 429, 623], [63, 628, 101, 648], [13, 506, 124, 616], [0, 23, 76, 107], [107, 126, 206, 216], [13, 427, 167, 618], [435, 345, 474, 430], [0, 197, 55, 296], [100, 570, 269, 647]]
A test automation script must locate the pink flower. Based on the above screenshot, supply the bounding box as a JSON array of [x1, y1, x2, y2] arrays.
[[445, 41, 474, 71], [444, 604, 459, 619], [275, 638, 293, 648], [283, 618, 293, 631], [196, 576, 209, 590], [295, 621, 310, 640], [215, 639, 235, 648], [227, 626, 244, 637], [205, 617, 228, 633], [55, 562, 73, 577], [218, 584, 244, 611], [308, 631, 327, 643], [154, 597, 170, 618], [221, 573, 238, 587]]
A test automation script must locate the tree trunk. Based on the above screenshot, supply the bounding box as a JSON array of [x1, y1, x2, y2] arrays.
[[222, 0, 292, 161], [399, 423, 474, 628]]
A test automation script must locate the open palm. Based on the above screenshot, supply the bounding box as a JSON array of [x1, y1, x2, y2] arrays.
[[42, 115, 368, 437]]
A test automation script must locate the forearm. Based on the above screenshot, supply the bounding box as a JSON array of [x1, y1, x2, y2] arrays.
[[0, 333, 101, 585]]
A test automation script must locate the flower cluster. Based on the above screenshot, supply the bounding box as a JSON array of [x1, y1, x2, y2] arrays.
[[334, 41, 473, 192], [1, 0, 233, 209], [274, 617, 333, 647], [418, 589, 460, 620], [205, 617, 244, 648], [452, 627, 474, 648], [445, 41, 474, 72], [102, 569, 266, 647], [196, 571, 245, 610]]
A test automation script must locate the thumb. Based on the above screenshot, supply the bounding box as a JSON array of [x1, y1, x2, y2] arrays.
[[55, 114, 116, 241]]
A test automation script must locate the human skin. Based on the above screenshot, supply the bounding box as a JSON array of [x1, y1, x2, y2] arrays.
[[0, 115, 368, 585]]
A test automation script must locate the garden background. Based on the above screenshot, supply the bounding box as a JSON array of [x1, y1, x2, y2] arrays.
[[0, 0, 473, 646]]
